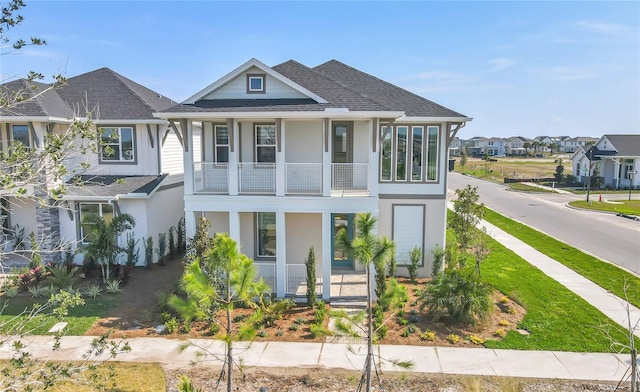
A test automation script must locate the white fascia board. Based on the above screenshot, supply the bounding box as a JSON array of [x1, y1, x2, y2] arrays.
[[154, 110, 405, 120], [60, 195, 116, 202], [182, 58, 328, 104], [394, 116, 473, 123], [93, 119, 167, 125], [0, 116, 73, 123]]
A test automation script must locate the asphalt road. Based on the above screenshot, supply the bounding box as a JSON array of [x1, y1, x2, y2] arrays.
[[448, 172, 640, 275]]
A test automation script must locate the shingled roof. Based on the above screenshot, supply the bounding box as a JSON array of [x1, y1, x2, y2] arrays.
[[165, 59, 468, 119], [603, 134, 640, 157], [0, 79, 74, 118], [1, 68, 175, 121]]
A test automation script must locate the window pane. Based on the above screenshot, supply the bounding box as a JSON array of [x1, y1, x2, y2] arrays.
[[396, 126, 408, 181], [257, 146, 275, 163], [101, 128, 118, 143], [427, 126, 439, 181], [101, 145, 120, 160], [380, 126, 392, 181], [11, 125, 30, 147], [215, 126, 229, 144], [101, 204, 113, 223], [256, 126, 276, 145], [412, 126, 423, 181], [216, 147, 229, 163], [250, 77, 263, 91], [257, 212, 276, 257]]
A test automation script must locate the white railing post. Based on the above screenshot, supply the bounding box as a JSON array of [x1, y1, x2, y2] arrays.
[[321, 211, 332, 301], [276, 212, 286, 297], [229, 120, 239, 196]]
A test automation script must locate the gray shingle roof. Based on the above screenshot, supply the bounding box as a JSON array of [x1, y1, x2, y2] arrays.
[[604, 134, 640, 157], [166, 59, 468, 118], [57, 68, 176, 120], [64, 174, 167, 198], [1, 68, 175, 121], [0, 79, 74, 118]]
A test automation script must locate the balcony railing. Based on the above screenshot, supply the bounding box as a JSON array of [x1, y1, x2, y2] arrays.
[[285, 163, 322, 195], [331, 163, 368, 194], [285, 264, 322, 295], [194, 162, 228, 193], [257, 262, 276, 293], [239, 163, 276, 194]]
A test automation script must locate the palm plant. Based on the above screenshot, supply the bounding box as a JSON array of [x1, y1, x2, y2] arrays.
[[336, 213, 395, 392], [82, 213, 135, 283]]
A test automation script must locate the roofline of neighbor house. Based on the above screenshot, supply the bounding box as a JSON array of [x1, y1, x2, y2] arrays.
[[153, 110, 407, 120], [0, 116, 74, 123]]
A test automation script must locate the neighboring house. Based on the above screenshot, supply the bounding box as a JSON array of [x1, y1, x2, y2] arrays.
[[154, 58, 471, 300], [465, 137, 486, 156], [571, 134, 640, 188], [564, 136, 597, 153], [449, 136, 462, 157], [0, 68, 185, 264], [483, 137, 506, 157], [506, 136, 529, 156]]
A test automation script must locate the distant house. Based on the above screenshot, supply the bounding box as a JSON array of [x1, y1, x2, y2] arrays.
[[571, 134, 640, 188], [564, 136, 597, 153], [484, 137, 506, 157], [0, 68, 185, 264], [506, 136, 530, 156], [464, 137, 486, 156], [449, 136, 462, 157]]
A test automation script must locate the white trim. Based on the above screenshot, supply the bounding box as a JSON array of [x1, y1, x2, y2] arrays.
[[0, 116, 73, 123], [154, 110, 405, 120], [395, 116, 472, 123], [182, 58, 328, 104], [93, 119, 167, 125]]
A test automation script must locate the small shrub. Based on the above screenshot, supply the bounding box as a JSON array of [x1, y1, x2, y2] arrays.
[[157, 233, 167, 265], [105, 280, 122, 293], [376, 324, 388, 340], [309, 324, 329, 338], [257, 330, 267, 338], [401, 329, 410, 338], [387, 255, 397, 278], [499, 296, 509, 304], [48, 263, 78, 289], [504, 306, 515, 314], [165, 317, 179, 334], [407, 246, 421, 283], [209, 322, 220, 335], [144, 236, 154, 267], [83, 284, 102, 299], [294, 317, 307, 325], [161, 312, 172, 323], [406, 323, 417, 334], [27, 285, 44, 298], [304, 247, 317, 307], [498, 319, 510, 327], [494, 328, 507, 338], [289, 323, 299, 332], [233, 314, 247, 323], [469, 335, 485, 345], [421, 331, 436, 341], [4, 286, 19, 298], [447, 334, 460, 344], [313, 302, 326, 325], [180, 320, 191, 334], [398, 317, 409, 326], [168, 226, 176, 258], [276, 329, 284, 337], [431, 244, 445, 277]]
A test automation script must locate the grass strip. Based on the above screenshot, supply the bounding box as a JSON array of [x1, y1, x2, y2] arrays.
[[482, 207, 640, 308], [507, 182, 554, 193], [479, 231, 635, 351], [569, 200, 640, 216]]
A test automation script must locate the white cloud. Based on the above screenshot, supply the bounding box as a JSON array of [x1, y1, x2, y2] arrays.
[[539, 67, 597, 81]]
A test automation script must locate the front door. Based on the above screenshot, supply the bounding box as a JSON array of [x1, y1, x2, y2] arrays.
[[331, 213, 354, 268], [332, 122, 353, 190]]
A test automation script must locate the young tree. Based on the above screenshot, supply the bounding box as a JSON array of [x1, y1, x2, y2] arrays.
[[305, 246, 317, 307], [170, 233, 268, 392], [451, 185, 485, 250], [336, 213, 396, 392], [554, 159, 565, 183], [82, 213, 135, 283], [459, 148, 468, 172]]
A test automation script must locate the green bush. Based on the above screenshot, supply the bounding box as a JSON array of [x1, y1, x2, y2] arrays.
[[407, 246, 421, 283], [420, 269, 493, 326]]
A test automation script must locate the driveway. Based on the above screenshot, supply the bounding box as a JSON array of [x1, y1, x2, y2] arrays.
[[448, 173, 640, 275]]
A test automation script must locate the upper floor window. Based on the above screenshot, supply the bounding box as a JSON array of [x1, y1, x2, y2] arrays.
[[214, 125, 229, 163], [79, 202, 113, 243], [256, 212, 276, 259], [380, 125, 439, 183], [255, 125, 276, 163], [11, 124, 30, 149], [100, 126, 135, 163], [247, 74, 265, 94]]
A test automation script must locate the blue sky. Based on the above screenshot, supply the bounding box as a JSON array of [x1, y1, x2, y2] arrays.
[[2, 1, 639, 139]]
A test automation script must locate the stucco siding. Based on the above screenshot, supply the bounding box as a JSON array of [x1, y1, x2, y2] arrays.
[[204, 211, 230, 235], [285, 213, 322, 266], [284, 120, 322, 163]]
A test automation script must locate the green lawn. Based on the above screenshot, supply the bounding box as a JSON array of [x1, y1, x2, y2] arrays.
[[480, 233, 635, 351], [482, 208, 640, 308], [507, 182, 554, 193], [0, 294, 120, 335], [569, 200, 640, 216]]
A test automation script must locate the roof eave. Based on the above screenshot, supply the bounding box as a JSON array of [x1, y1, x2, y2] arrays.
[[92, 119, 168, 125], [395, 116, 473, 123], [154, 110, 405, 120], [0, 116, 74, 123]]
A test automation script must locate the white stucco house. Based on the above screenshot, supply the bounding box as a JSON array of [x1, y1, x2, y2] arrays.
[[154, 58, 471, 300], [571, 134, 640, 189], [0, 68, 185, 264]]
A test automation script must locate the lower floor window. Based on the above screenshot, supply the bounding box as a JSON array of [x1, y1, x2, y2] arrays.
[[79, 202, 113, 242], [256, 212, 276, 258]]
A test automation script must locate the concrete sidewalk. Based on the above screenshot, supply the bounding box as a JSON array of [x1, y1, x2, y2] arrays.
[[0, 335, 633, 382]]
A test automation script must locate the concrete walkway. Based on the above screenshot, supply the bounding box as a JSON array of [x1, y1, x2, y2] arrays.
[[0, 335, 633, 382]]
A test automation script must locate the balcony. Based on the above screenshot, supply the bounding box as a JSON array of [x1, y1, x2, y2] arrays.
[[192, 162, 369, 196]]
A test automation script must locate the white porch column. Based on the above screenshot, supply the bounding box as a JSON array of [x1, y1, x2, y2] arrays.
[[228, 210, 240, 244], [228, 119, 239, 196], [275, 211, 286, 297], [369, 119, 379, 197], [184, 120, 194, 195], [276, 119, 286, 196], [613, 159, 621, 189], [321, 211, 332, 301], [184, 210, 197, 239], [322, 119, 332, 197]]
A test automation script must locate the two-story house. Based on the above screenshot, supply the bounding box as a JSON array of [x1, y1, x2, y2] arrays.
[[1, 68, 185, 264], [571, 134, 640, 188], [154, 58, 471, 301], [484, 137, 506, 157], [506, 136, 529, 156], [564, 136, 597, 153]]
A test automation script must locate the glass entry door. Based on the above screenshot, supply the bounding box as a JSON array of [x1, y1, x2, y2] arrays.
[[331, 213, 354, 268]]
